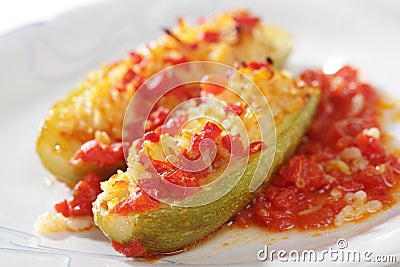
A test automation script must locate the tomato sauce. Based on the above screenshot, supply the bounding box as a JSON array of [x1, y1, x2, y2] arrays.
[[111, 239, 147, 258], [234, 66, 400, 231]]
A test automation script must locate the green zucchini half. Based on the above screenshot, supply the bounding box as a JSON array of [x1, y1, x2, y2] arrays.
[[93, 90, 319, 255]]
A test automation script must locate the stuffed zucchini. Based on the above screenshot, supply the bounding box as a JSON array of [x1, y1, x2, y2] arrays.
[[93, 62, 320, 256], [36, 10, 293, 184]]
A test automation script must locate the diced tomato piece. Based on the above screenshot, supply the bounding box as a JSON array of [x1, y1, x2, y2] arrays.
[[338, 178, 365, 192], [334, 65, 358, 82], [202, 31, 220, 43], [270, 186, 298, 210], [224, 103, 244, 116], [186, 122, 222, 160], [144, 131, 160, 142], [142, 158, 205, 198], [201, 121, 222, 140], [249, 141, 264, 154], [115, 67, 145, 92], [129, 51, 143, 64], [221, 135, 231, 151], [271, 155, 327, 191], [112, 187, 160, 215], [356, 133, 386, 165], [122, 69, 138, 84], [334, 136, 354, 151], [54, 199, 69, 217], [201, 83, 225, 95], [71, 140, 125, 168], [300, 69, 326, 88], [233, 13, 260, 29], [146, 106, 170, 132], [221, 134, 244, 154], [247, 61, 270, 71], [150, 159, 175, 174], [54, 172, 102, 217], [164, 55, 189, 65], [163, 169, 200, 188]]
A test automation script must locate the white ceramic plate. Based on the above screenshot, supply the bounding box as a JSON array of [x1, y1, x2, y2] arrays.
[[1, 0, 400, 266]]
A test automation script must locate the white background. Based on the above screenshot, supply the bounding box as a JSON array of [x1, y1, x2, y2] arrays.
[[0, 0, 102, 34]]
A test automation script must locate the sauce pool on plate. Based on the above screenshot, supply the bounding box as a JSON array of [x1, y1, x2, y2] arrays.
[[234, 65, 400, 231]]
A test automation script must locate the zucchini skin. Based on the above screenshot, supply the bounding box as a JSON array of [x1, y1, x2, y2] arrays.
[[93, 91, 320, 254]]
